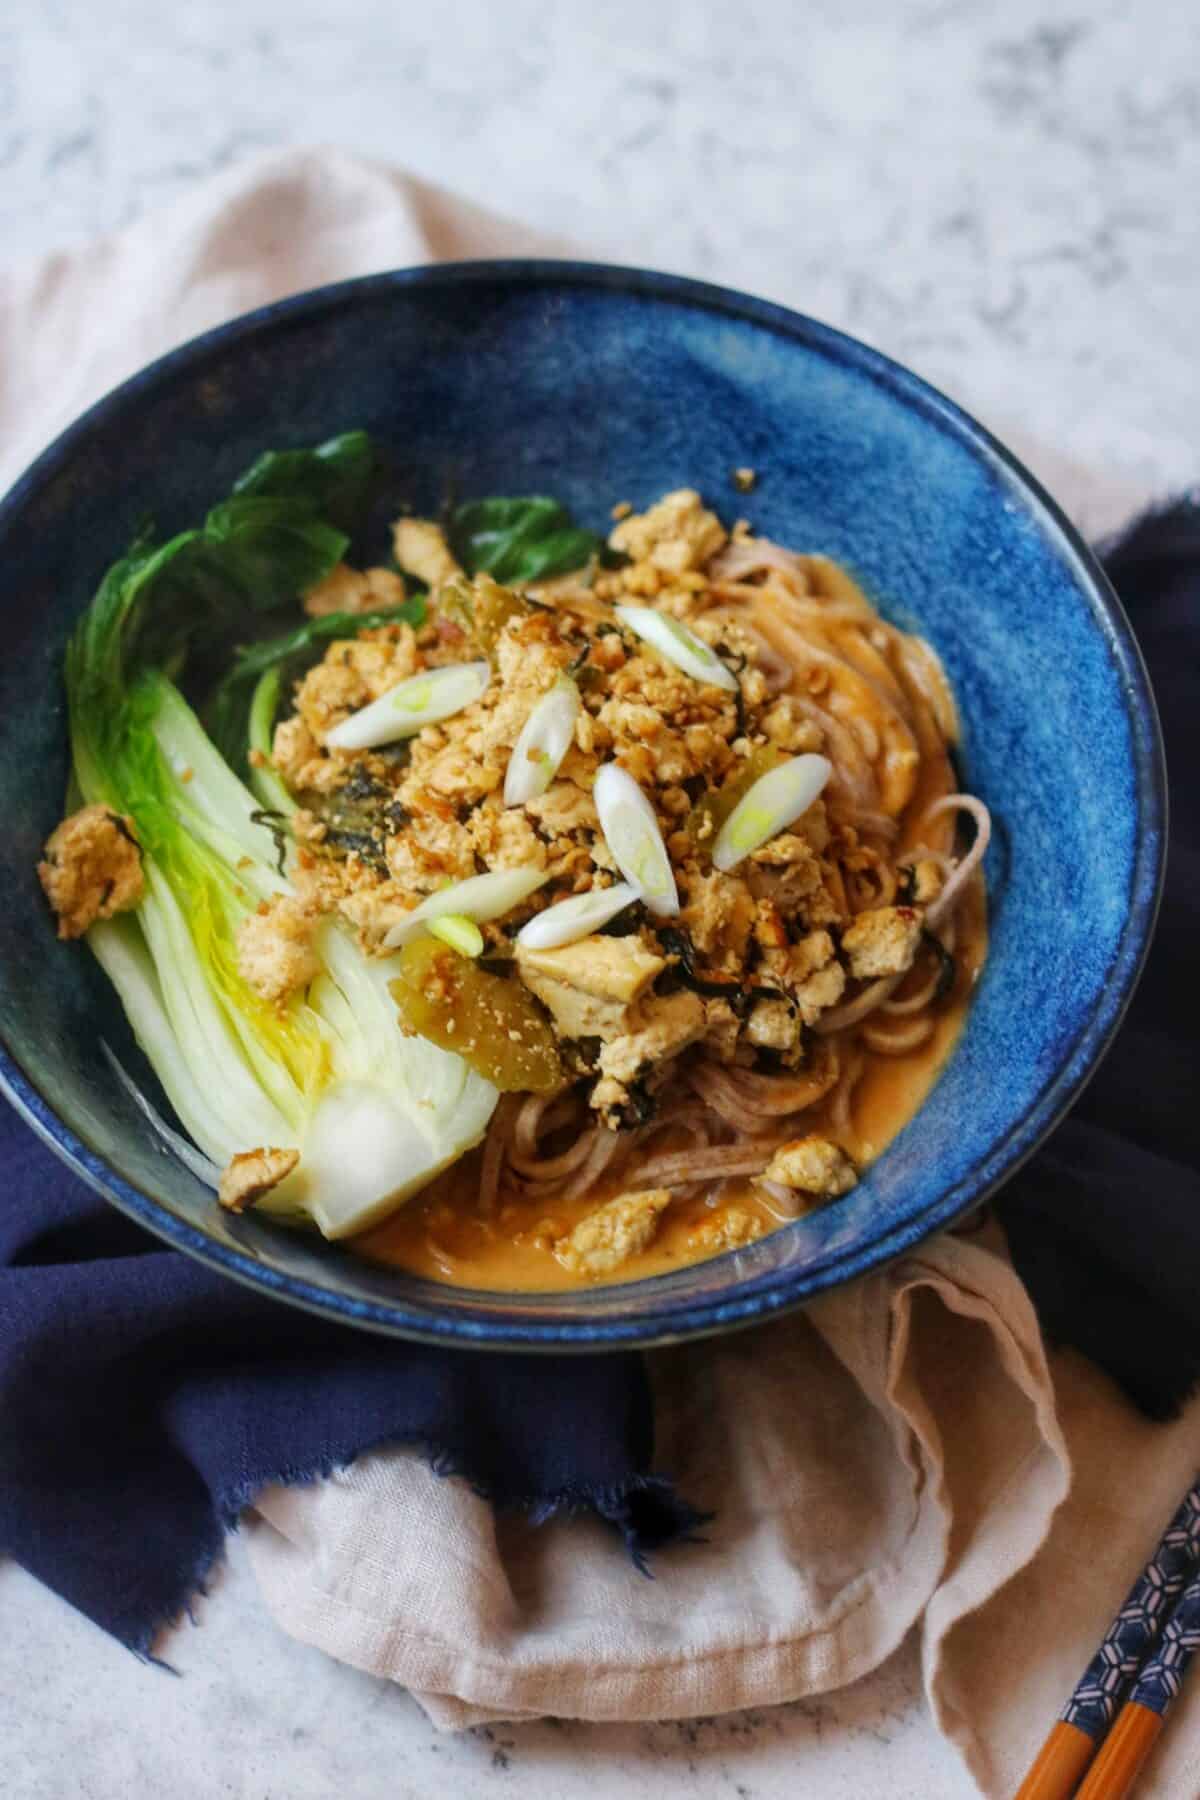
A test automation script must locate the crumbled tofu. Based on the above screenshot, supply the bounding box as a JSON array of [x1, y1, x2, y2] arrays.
[[294, 628, 420, 737], [679, 869, 757, 968], [236, 896, 322, 1002], [386, 812, 477, 888], [270, 716, 346, 794], [218, 1146, 300, 1214], [758, 1136, 857, 1200], [554, 1188, 672, 1275], [608, 489, 728, 574], [703, 997, 742, 1063], [757, 929, 847, 1028], [751, 829, 823, 872], [760, 697, 825, 755], [752, 898, 790, 951], [746, 835, 842, 927], [793, 960, 847, 1026], [469, 803, 549, 873], [289, 844, 357, 910], [517, 933, 665, 1005], [905, 859, 944, 906], [38, 805, 144, 940], [516, 933, 667, 1042], [523, 780, 598, 837], [336, 880, 415, 948], [515, 973, 632, 1043], [391, 518, 462, 588], [493, 611, 575, 692], [789, 929, 837, 983], [303, 562, 407, 617], [596, 653, 739, 790], [841, 906, 923, 980], [687, 1206, 764, 1253], [597, 990, 707, 1088], [745, 997, 801, 1060], [409, 741, 503, 808], [202, 488, 966, 1197]]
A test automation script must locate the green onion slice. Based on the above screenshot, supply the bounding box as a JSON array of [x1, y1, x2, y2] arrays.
[[593, 764, 679, 917], [614, 604, 738, 691], [711, 753, 832, 871], [383, 866, 550, 950], [427, 914, 486, 957], [504, 675, 581, 806], [325, 661, 490, 751], [515, 881, 640, 951]]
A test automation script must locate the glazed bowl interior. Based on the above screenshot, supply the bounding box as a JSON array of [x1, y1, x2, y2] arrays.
[[0, 264, 1163, 1349]]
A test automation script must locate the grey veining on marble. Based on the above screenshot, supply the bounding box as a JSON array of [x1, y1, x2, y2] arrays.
[[0, 1540, 968, 1800], [0, 1, 1196, 1796]]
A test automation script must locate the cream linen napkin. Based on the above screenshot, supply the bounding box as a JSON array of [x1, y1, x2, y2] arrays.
[[5, 146, 1197, 1800]]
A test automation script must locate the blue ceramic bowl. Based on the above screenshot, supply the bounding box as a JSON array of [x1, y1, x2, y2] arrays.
[[0, 263, 1164, 1350]]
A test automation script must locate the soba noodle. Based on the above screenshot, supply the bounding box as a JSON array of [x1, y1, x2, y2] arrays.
[[462, 550, 990, 1244]]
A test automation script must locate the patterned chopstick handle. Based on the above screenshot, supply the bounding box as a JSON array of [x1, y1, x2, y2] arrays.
[[1128, 1570, 1200, 1716], [1062, 1476, 1200, 1737]]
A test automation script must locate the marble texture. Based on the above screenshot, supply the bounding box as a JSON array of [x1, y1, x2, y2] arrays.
[[1, 1541, 967, 1799], [0, 0, 1196, 1795]]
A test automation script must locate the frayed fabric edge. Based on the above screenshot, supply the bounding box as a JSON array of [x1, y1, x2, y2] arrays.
[[124, 1430, 706, 1662]]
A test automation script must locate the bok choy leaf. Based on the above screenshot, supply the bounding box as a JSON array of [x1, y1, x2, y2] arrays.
[[231, 430, 379, 533], [449, 495, 607, 584], [64, 434, 497, 1238]]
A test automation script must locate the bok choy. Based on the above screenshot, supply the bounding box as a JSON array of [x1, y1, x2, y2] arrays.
[[65, 434, 496, 1238]]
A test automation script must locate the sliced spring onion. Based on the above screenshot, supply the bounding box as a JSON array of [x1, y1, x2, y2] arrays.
[[614, 604, 739, 692], [504, 675, 581, 807], [382, 866, 550, 950], [593, 764, 679, 916], [711, 753, 833, 872], [325, 661, 490, 752], [515, 881, 640, 951], [428, 914, 485, 957]]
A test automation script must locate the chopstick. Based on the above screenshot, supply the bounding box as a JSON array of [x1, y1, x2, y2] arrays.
[[1013, 1474, 1200, 1800], [1074, 1567, 1200, 1798]]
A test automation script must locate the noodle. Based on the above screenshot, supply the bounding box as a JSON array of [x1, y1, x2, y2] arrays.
[[861, 1014, 936, 1056], [629, 1141, 786, 1189], [828, 1046, 866, 1139], [360, 516, 991, 1290], [924, 795, 992, 929], [559, 1127, 626, 1202], [708, 538, 810, 586], [478, 1094, 522, 1214], [688, 1045, 840, 1119], [814, 973, 904, 1034]]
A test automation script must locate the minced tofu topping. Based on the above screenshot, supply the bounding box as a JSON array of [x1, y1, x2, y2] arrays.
[[38, 805, 144, 940], [245, 490, 935, 1126]]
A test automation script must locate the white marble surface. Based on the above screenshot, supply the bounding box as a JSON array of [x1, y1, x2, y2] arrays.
[[0, 1540, 967, 1799], [1, 2, 1197, 1795]]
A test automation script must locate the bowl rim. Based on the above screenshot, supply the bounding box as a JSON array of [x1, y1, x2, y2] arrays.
[[0, 258, 1167, 1350]]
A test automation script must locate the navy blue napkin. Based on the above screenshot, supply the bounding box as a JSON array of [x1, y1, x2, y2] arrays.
[[0, 1110, 697, 1654], [1, 502, 1196, 1657], [999, 499, 1200, 1419]]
